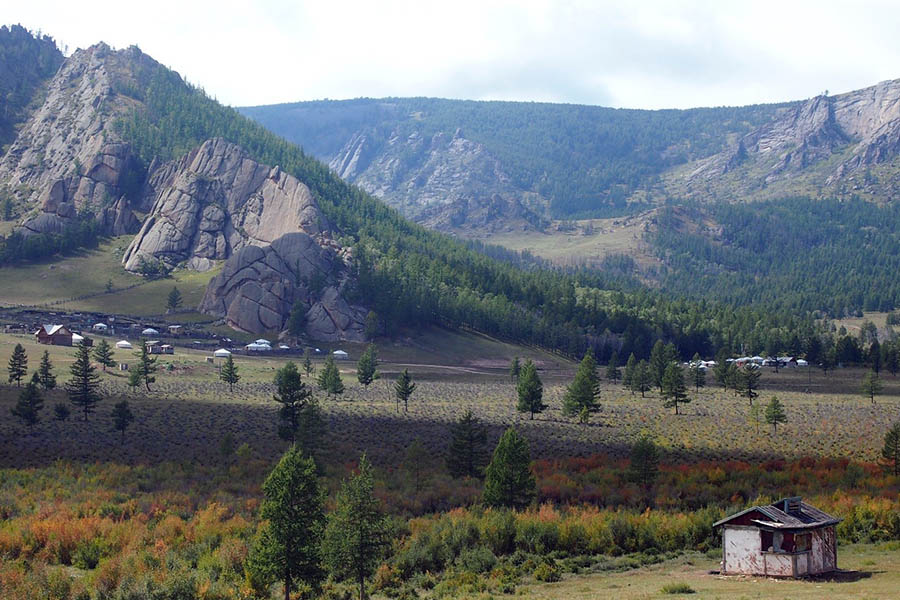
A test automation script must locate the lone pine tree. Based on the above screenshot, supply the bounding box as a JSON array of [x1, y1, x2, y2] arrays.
[[563, 349, 599, 418], [66, 344, 101, 421], [92, 339, 115, 372], [661, 362, 690, 415], [483, 427, 536, 510], [220, 353, 240, 391], [446, 409, 489, 479], [135, 343, 157, 392], [37, 350, 56, 390], [7, 343, 27, 387], [11, 373, 43, 432], [323, 454, 388, 600], [393, 368, 416, 412], [356, 344, 379, 388], [111, 400, 134, 444], [247, 446, 326, 600], [516, 359, 545, 420]]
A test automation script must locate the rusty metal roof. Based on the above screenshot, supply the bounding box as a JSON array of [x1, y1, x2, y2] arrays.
[[714, 498, 841, 530]]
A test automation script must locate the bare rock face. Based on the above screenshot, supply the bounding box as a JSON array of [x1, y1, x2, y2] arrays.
[[123, 138, 324, 271], [682, 79, 900, 197], [199, 232, 366, 339], [330, 127, 543, 233], [0, 43, 152, 235]]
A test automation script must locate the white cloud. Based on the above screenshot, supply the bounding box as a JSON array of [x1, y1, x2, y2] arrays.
[[6, 0, 900, 109]]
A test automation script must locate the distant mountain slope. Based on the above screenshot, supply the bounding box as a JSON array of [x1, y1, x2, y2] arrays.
[[239, 98, 790, 228], [4, 31, 790, 358]]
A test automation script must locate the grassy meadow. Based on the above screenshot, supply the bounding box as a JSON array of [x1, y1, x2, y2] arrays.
[[1, 329, 899, 599]]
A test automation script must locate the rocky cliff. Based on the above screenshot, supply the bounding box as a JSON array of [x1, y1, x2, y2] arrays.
[[676, 79, 900, 199], [123, 138, 324, 272], [329, 126, 543, 233], [125, 137, 366, 339], [0, 43, 153, 235]]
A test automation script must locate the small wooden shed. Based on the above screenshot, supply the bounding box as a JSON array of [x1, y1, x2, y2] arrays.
[[714, 497, 841, 577]]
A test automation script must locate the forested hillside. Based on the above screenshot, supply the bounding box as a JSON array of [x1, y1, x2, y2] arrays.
[[0, 24, 62, 150], [651, 198, 900, 316], [240, 98, 791, 219], [104, 47, 815, 360]]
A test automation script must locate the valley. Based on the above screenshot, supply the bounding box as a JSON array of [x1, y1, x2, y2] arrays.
[[1, 21, 900, 600]]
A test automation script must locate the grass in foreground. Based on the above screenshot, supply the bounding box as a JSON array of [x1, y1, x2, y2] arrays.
[[521, 543, 900, 599]]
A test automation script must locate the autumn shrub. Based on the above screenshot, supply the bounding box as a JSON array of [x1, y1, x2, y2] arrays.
[[532, 560, 561, 582], [455, 545, 497, 574]]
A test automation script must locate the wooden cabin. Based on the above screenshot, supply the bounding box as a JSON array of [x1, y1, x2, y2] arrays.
[[35, 324, 73, 346], [714, 497, 841, 577]]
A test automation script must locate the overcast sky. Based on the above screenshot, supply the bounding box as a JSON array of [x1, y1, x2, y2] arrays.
[[8, 0, 900, 110]]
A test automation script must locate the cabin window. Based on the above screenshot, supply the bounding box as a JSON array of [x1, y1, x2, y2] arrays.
[[760, 530, 785, 552], [795, 533, 810, 552]]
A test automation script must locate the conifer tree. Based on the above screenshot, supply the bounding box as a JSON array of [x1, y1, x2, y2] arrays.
[[764, 395, 787, 433], [356, 344, 379, 388], [7, 343, 27, 387], [881, 421, 900, 476], [166, 286, 183, 311], [623, 352, 637, 392], [317, 356, 344, 397], [633, 359, 653, 398], [713, 349, 732, 390], [247, 446, 326, 600], [394, 369, 416, 412], [736, 364, 761, 404], [11, 373, 43, 431], [689, 352, 706, 392], [861, 371, 883, 403], [516, 359, 545, 419], [220, 353, 240, 391], [606, 351, 621, 383], [66, 344, 101, 421], [447, 409, 489, 479], [135, 343, 157, 392], [323, 455, 387, 600], [37, 350, 56, 390], [127, 368, 142, 392], [483, 427, 536, 510], [274, 362, 313, 444], [563, 350, 599, 417], [509, 356, 521, 382], [92, 339, 115, 372], [627, 434, 659, 488], [302, 348, 315, 377], [661, 362, 689, 415], [649, 340, 667, 391], [111, 400, 134, 444]]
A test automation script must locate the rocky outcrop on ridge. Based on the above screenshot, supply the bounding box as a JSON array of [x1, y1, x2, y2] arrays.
[[682, 79, 900, 197], [123, 138, 324, 272], [127, 137, 367, 338], [0, 43, 154, 236], [330, 127, 543, 233]]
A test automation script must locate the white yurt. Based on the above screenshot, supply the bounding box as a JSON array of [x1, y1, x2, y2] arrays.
[[333, 349, 349, 360], [213, 348, 232, 358], [92, 323, 108, 332], [142, 328, 160, 336], [115, 340, 133, 349]]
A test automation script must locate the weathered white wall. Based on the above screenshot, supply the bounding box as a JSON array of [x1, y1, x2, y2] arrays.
[[763, 552, 793, 576], [810, 526, 837, 574], [723, 527, 763, 575]]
